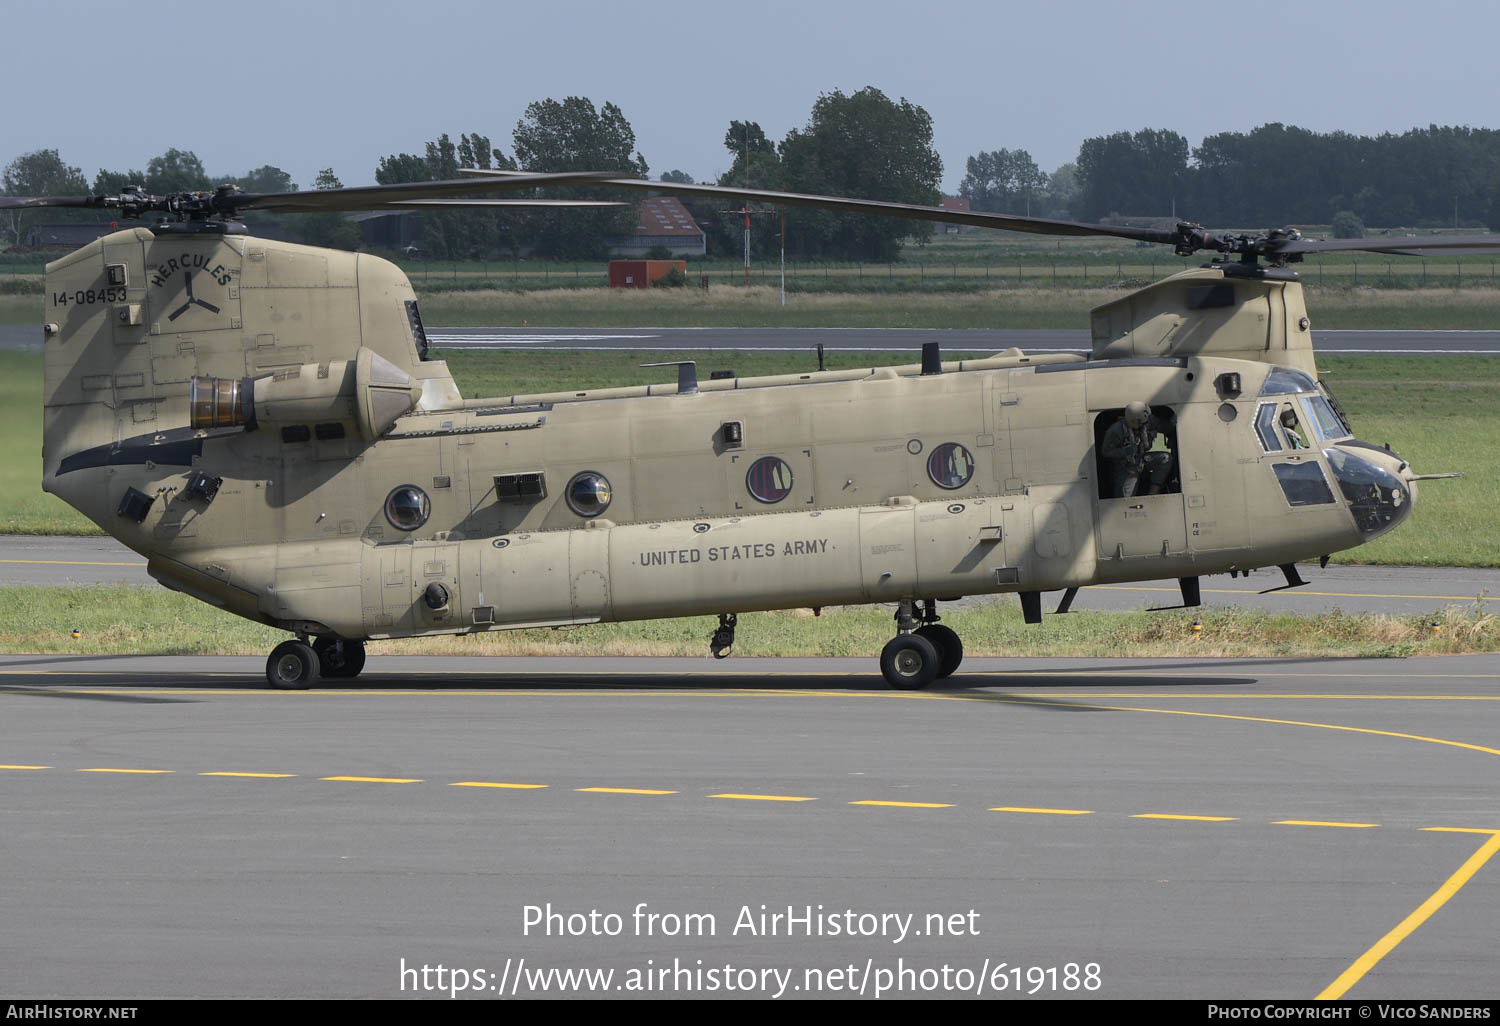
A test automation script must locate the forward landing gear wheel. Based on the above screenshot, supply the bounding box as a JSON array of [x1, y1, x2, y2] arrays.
[[267, 640, 319, 690], [916, 623, 963, 679], [314, 638, 366, 679], [880, 633, 941, 690]]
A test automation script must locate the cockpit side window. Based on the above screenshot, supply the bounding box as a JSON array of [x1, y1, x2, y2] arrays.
[[1303, 395, 1350, 443], [1278, 404, 1309, 449], [1255, 403, 1284, 452]]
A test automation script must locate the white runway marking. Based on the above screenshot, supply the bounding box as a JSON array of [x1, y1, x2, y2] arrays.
[[429, 333, 661, 344]]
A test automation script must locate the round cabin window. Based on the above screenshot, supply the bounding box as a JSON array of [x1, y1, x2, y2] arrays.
[[746, 456, 794, 504], [927, 443, 975, 490], [384, 485, 431, 531], [566, 471, 613, 517]]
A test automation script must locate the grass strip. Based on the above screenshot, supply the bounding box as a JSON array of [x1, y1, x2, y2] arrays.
[[10, 585, 1494, 659]]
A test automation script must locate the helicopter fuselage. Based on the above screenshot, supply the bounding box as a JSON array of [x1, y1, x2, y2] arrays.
[[39, 229, 1415, 664]]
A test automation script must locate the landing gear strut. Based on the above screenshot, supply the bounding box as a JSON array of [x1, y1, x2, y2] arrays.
[[710, 614, 737, 659], [265, 637, 367, 689], [879, 599, 964, 690], [314, 637, 367, 679]]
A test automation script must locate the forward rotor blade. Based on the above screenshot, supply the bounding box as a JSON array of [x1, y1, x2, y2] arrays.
[[0, 195, 106, 210], [458, 169, 1178, 244]]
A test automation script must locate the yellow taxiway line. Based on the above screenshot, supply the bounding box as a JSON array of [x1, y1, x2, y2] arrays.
[[1318, 830, 1500, 999], [77, 767, 172, 774], [200, 771, 295, 779], [990, 806, 1094, 815], [451, 781, 547, 789], [710, 793, 816, 803]]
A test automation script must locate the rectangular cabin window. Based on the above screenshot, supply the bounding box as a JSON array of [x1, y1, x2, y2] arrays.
[[1272, 462, 1336, 507]]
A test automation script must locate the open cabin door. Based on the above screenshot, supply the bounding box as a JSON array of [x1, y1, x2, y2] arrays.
[[1093, 405, 1188, 562]]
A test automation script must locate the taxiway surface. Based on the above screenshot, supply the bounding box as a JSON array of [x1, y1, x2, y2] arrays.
[[2, 653, 1497, 1000]]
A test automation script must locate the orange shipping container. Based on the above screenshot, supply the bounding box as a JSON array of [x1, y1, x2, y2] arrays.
[[608, 259, 686, 288]]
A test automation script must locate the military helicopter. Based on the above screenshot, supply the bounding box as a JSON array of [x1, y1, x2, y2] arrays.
[[4, 172, 1479, 690]]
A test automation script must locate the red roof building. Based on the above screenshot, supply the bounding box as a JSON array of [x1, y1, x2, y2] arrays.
[[940, 196, 973, 233], [610, 196, 706, 257]]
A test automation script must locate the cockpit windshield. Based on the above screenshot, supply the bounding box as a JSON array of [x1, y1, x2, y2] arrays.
[[1260, 366, 1320, 396], [1324, 447, 1411, 539]]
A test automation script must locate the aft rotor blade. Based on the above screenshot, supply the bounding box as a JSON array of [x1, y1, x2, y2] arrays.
[[1273, 233, 1500, 256], [0, 171, 625, 219], [377, 198, 627, 209], [458, 169, 1178, 244], [237, 172, 625, 213]]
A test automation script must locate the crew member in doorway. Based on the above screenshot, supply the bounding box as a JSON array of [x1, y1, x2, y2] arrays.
[[1102, 401, 1174, 497]]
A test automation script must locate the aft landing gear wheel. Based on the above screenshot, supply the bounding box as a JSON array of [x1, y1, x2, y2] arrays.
[[314, 637, 366, 679], [880, 633, 941, 691], [916, 623, 964, 679], [267, 640, 319, 690]]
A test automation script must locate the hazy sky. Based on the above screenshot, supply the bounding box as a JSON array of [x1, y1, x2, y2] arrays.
[[7, 0, 1498, 196]]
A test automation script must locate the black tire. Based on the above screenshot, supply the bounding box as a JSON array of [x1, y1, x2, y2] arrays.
[[880, 633, 940, 691], [314, 637, 366, 679], [916, 623, 964, 679], [266, 640, 319, 690]]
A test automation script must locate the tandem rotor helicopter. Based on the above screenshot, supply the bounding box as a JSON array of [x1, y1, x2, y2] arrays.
[[3, 171, 1480, 689]]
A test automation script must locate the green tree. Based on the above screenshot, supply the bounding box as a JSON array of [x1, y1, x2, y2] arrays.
[[1330, 210, 1365, 238], [511, 97, 648, 259], [2, 149, 90, 245], [144, 148, 211, 194], [92, 168, 147, 195], [959, 148, 1047, 215], [233, 165, 297, 195], [1076, 128, 1189, 222], [376, 132, 519, 258], [513, 98, 647, 175], [1040, 163, 1081, 219], [706, 121, 785, 259], [776, 87, 942, 260], [719, 121, 781, 189], [659, 169, 695, 184], [296, 168, 362, 250], [457, 132, 515, 173]]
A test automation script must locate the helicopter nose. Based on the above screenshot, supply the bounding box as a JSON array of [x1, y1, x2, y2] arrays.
[[1323, 443, 1414, 541]]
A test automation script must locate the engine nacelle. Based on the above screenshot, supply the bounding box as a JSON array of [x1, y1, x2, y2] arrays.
[[190, 347, 421, 441]]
